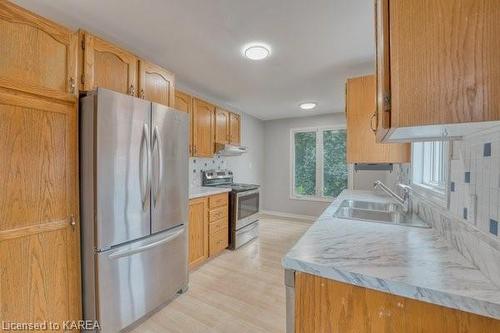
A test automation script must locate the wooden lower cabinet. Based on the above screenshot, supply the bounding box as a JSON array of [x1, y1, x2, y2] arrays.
[[295, 272, 500, 333], [188, 197, 209, 269], [188, 193, 229, 269]]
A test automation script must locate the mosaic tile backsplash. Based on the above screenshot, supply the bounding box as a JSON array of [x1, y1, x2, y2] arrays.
[[189, 156, 227, 187], [449, 127, 500, 238]]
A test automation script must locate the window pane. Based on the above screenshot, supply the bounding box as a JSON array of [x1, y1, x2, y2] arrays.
[[294, 131, 317, 196], [323, 129, 347, 197]]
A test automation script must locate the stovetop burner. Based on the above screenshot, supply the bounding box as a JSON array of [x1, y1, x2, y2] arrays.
[[202, 169, 260, 193], [211, 183, 260, 192]]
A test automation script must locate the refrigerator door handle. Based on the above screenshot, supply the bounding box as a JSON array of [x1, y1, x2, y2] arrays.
[[139, 123, 151, 210], [152, 125, 163, 207], [108, 226, 184, 260]]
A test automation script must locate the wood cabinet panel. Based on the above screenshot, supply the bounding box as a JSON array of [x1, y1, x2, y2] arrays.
[[209, 192, 228, 209], [209, 217, 228, 236], [229, 112, 241, 145], [295, 272, 500, 333], [0, 91, 80, 325], [346, 75, 410, 163], [374, 0, 391, 141], [175, 90, 193, 155], [188, 197, 208, 269], [215, 108, 230, 144], [209, 206, 228, 222], [0, 2, 78, 100], [192, 98, 215, 157], [138, 60, 175, 106], [209, 227, 228, 257], [80, 30, 137, 95], [376, 0, 500, 141]]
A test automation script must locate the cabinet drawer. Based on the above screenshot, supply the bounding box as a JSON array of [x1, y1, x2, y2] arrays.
[[209, 227, 228, 256], [209, 206, 228, 222], [209, 217, 228, 235], [209, 193, 228, 209]]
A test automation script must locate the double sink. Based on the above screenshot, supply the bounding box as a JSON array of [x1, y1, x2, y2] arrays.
[[334, 199, 430, 228]]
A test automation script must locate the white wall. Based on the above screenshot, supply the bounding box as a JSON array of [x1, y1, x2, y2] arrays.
[[226, 113, 265, 185]]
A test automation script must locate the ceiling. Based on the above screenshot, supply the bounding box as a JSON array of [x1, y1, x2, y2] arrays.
[[13, 0, 375, 120]]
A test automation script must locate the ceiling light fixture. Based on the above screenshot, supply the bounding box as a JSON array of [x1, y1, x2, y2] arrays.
[[242, 42, 271, 60], [299, 102, 317, 110]]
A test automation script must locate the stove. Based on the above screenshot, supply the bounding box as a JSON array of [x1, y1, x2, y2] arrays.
[[202, 170, 260, 249]]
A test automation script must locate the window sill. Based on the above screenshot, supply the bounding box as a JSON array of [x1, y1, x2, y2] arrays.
[[290, 195, 334, 203], [411, 182, 448, 209]]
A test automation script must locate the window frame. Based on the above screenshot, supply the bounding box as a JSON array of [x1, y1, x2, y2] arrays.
[[290, 125, 350, 202], [411, 141, 450, 208]]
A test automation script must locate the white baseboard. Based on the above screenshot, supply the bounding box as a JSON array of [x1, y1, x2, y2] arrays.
[[259, 210, 317, 222]]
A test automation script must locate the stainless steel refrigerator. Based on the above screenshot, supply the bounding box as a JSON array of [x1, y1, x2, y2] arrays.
[[80, 88, 188, 332]]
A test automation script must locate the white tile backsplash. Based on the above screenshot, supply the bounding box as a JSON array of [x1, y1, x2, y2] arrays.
[[189, 156, 227, 187], [448, 126, 500, 238]]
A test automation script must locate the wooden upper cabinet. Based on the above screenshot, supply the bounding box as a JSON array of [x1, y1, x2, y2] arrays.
[[188, 197, 209, 269], [376, 0, 500, 142], [138, 60, 175, 106], [346, 75, 410, 163], [229, 112, 241, 145], [215, 108, 230, 144], [0, 2, 78, 100], [175, 90, 193, 155], [192, 98, 215, 157], [80, 30, 137, 95]]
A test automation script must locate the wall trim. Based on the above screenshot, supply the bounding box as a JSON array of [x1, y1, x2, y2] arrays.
[[260, 210, 317, 222]]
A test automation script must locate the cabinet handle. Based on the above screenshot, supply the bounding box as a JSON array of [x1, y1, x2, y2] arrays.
[[140, 89, 145, 99], [69, 77, 76, 94], [129, 84, 135, 96], [69, 215, 76, 230], [370, 112, 377, 133]]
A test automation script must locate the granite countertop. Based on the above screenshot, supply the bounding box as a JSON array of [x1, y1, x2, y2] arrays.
[[282, 190, 500, 320], [189, 186, 231, 199]]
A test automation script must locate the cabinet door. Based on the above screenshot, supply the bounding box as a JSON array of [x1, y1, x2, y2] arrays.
[[0, 91, 81, 326], [346, 75, 410, 163], [175, 90, 193, 155], [192, 98, 215, 157], [188, 197, 208, 269], [295, 272, 500, 333], [0, 2, 78, 100], [215, 108, 230, 144], [138, 60, 175, 106], [374, 0, 392, 142], [81, 31, 137, 95], [386, 0, 500, 131], [229, 112, 241, 145]]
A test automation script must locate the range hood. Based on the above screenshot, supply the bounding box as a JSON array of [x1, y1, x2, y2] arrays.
[[215, 143, 248, 156]]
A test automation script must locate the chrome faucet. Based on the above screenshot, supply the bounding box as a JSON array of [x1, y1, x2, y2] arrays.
[[373, 180, 412, 213]]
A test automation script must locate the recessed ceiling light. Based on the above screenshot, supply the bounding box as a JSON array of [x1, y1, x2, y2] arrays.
[[299, 102, 317, 110], [242, 43, 271, 60]]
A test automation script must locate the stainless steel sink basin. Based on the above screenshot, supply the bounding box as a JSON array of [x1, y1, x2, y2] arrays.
[[340, 199, 399, 212], [334, 200, 430, 228]]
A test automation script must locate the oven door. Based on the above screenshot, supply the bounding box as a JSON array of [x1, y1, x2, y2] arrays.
[[235, 189, 260, 230]]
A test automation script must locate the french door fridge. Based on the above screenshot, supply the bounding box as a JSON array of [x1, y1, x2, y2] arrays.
[[80, 89, 188, 332]]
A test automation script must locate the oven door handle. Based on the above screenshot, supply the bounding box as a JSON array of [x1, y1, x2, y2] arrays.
[[236, 189, 260, 198]]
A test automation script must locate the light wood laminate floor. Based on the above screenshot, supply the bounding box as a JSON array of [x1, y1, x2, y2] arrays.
[[132, 216, 310, 333]]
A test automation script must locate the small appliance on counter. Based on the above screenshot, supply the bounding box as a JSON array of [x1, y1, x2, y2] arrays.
[[202, 169, 260, 249], [80, 89, 189, 332]]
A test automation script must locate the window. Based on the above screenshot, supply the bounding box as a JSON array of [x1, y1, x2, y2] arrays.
[[412, 141, 449, 205], [291, 127, 348, 200]]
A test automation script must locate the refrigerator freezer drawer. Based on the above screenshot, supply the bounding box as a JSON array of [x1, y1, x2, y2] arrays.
[[95, 226, 188, 332]]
